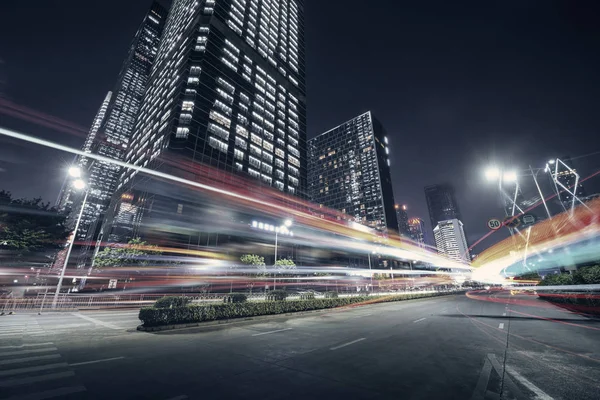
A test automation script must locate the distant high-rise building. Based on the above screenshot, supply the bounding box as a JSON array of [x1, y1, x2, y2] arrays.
[[555, 156, 586, 208], [57, 92, 112, 218], [425, 183, 461, 231], [433, 219, 470, 263], [395, 204, 410, 237], [308, 111, 398, 232], [103, 0, 307, 243], [65, 2, 167, 256], [408, 217, 428, 248]]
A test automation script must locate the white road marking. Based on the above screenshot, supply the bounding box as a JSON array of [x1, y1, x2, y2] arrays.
[[1, 385, 87, 400], [502, 313, 506, 316], [505, 365, 554, 400], [0, 342, 53, 350], [69, 356, 125, 366], [251, 328, 292, 336], [0, 362, 68, 377], [330, 338, 366, 350], [352, 314, 373, 319], [413, 317, 427, 323], [499, 323, 504, 329], [0, 354, 61, 366], [0, 371, 75, 387], [71, 313, 122, 330], [0, 347, 58, 357]]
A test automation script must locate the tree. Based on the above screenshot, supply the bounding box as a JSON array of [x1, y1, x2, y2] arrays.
[[240, 254, 267, 276], [274, 258, 296, 270], [0, 190, 70, 255], [93, 238, 160, 267], [514, 272, 541, 282]]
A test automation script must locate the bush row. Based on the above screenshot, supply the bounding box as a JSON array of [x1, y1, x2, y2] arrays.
[[139, 291, 453, 327]]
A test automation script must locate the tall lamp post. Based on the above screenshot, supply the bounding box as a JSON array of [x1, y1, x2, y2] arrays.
[[52, 166, 88, 309], [251, 219, 293, 289], [367, 250, 375, 292]]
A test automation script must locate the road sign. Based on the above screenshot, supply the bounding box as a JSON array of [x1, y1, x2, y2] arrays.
[[108, 279, 118, 289], [504, 216, 521, 229], [521, 214, 536, 226], [487, 218, 502, 230]]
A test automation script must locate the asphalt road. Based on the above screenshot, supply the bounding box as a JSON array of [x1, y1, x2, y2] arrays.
[[0, 291, 598, 399]]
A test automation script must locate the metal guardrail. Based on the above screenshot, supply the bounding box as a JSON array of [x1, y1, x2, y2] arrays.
[[0, 289, 455, 312]]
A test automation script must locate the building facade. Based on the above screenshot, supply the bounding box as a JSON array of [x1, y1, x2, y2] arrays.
[[103, 0, 308, 244], [425, 183, 461, 231], [395, 204, 410, 237], [308, 111, 398, 232], [554, 156, 586, 209], [57, 2, 166, 256], [433, 219, 470, 263], [408, 217, 427, 248]]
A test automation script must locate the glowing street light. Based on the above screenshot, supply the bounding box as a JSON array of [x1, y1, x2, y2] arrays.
[[68, 166, 82, 178], [251, 219, 294, 262], [73, 179, 86, 190], [503, 170, 518, 183], [484, 167, 501, 181]]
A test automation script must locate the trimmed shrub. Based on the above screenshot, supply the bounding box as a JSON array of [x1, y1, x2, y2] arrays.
[[139, 291, 454, 327], [224, 293, 248, 303], [324, 291, 338, 299], [266, 290, 288, 301], [153, 296, 191, 309]]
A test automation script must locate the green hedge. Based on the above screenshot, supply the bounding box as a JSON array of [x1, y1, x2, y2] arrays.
[[153, 296, 191, 309], [224, 294, 248, 303], [266, 290, 288, 301], [139, 292, 453, 327]]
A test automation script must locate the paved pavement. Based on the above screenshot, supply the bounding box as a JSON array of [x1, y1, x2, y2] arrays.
[[0, 291, 598, 399]]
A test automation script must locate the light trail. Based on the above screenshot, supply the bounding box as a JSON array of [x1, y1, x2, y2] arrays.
[[0, 126, 473, 275]]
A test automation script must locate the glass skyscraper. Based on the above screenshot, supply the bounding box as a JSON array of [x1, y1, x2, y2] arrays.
[[64, 2, 166, 256], [103, 0, 307, 243], [395, 204, 410, 237], [424, 183, 461, 231], [308, 111, 398, 232]]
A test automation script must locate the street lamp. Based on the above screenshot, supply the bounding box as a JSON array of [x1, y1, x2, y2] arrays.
[[251, 219, 294, 289], [367, 249, 375, 292], [484, 166, 501, 182], [52, 166, 89, 309]]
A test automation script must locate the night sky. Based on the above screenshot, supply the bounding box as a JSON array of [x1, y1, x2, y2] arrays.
[[1, 0, 600, 252]]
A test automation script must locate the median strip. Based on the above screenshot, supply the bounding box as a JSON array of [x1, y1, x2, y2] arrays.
[[138, 291, 459, 331]]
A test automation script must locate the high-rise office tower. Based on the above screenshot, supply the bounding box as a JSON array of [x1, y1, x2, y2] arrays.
[[104, 0, 307, 243], [57, 92, 112, 217], [433, 219, 470, 263], [58, 2, 166, 253], [555, 156, 586, 208], [424, 183, 461, 231], [408, 217, 428, 248], [308, 111, 398, 232], [395, 204, 410, 237]]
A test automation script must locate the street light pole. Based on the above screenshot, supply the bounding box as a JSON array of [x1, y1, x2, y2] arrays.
[[52, 189, 89, 309], [367, 252, 373, 292]]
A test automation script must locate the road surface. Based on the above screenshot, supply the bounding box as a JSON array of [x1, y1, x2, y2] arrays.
[[0, 291, 598, 399]]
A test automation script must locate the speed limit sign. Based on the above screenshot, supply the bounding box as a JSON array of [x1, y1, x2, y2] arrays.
[[487, 218, 502, 230]]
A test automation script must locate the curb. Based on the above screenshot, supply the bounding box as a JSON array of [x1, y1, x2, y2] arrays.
[[137, 292, 461, 332]]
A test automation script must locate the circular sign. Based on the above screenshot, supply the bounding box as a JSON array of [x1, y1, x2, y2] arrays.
[[487, 218, 502, 230]]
